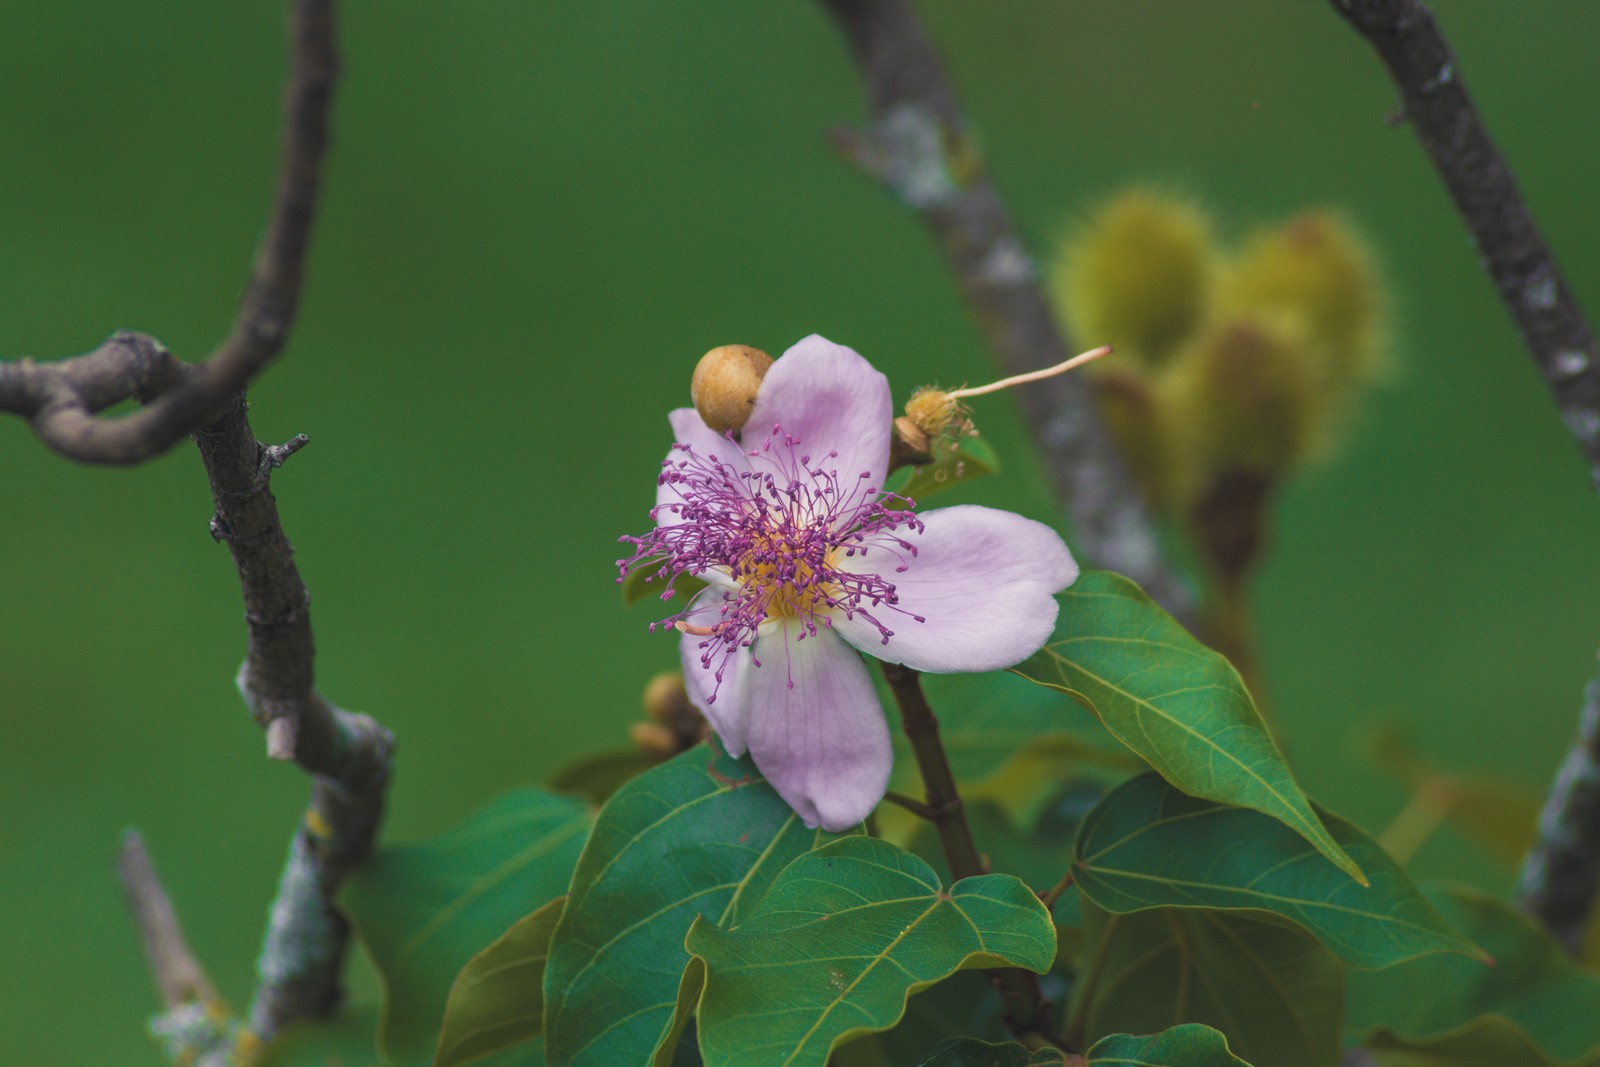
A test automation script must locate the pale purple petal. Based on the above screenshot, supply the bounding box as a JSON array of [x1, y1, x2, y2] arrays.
[[742, 623, 890, 832], [677, 590, 752, 755], [742, 335, 892, 497], [655, 408, 750, 521], [831, 504, 1078, 673]]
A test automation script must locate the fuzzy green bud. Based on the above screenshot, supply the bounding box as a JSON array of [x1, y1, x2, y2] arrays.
[[1164, 315, 1325, 487], [1053, 189, 1217, 368], [1220, 211, 1383, 398]]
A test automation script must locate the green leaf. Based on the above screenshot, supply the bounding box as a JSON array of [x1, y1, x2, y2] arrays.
[[1072, 773, 1478, 968], [621, 557, 708, 607], [1071, 900, 1344, 1067], [547, 748, 660, 805], [686, 835, 1057, 1067], [964, 734, 1139, 829], [1011, 570, 1364, 885], [833, 972, 1007, 1067], [434, 896, 565, 1067], [343, 790, 590, 1065], [541, 741, 841, 1067], [1086, 1024, 1255, 1065], [917, 1037, 1068, 1066], [905, 796, 1079, 923], [887, 433, 1001, 506], [1346, 883, 1600, 1065]]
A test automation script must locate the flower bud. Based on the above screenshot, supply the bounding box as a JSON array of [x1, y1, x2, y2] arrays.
[[1052, 190, 1216, 368], [1220, 211, 1383, 398], [691, 344, 773, 434], [1164, 315, 1324, 486], [903, 386, 969, 441], [639, 671, 707, 754]]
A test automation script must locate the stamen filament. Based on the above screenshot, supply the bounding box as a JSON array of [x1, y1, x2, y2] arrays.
[[943, 345, 1112, 401]]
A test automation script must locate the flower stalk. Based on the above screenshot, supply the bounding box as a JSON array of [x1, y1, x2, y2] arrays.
[[879, 661, 1057, 1041]]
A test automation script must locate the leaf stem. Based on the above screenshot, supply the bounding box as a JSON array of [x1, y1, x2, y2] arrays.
[[1039, 869, 1076, 911], [878, 661, 1059, 1042], [879, 662, 985, 880], [881, 789, 940, 821]]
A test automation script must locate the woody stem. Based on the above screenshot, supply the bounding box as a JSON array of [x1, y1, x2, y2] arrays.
[[878, 661, 1057, 1041]]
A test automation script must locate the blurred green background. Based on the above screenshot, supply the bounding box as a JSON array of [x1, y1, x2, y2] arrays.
[[3, 2, 1598, 1061]]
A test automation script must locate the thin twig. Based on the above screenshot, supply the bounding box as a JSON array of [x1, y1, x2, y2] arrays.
[[817, 0, 1191, 620], [117, 831, 220, 1012], [1329, 0, 1600, 953], [1039, 869, 1075, 912], [879, 661, 1056, 1041], [0, 0, 337, 463], [882, 789, 940, 821]]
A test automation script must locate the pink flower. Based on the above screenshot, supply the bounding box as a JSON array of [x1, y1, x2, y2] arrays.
[[620, 335, 1078, 831]]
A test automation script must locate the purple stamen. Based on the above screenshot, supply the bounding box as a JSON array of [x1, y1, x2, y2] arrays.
[[618, 424, 923, 697]]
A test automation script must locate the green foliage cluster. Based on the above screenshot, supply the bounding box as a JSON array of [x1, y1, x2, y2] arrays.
[[252, 450, 1600, 1067]]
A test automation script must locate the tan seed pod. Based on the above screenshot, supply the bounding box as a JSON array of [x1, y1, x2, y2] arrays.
[[691, 344, 773, 434]]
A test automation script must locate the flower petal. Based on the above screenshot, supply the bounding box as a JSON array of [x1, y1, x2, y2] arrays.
[[742, 623, 890, 832], [831, 504, 1078, 673], [678, 592, 753, 756], [742, 335, 892, 496], [655, 407, 750, 521]]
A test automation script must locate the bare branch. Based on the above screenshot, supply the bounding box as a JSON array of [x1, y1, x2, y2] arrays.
[[1328, 0, 1600, 950], [117, 830, 220, 1012], [0, 0, 338, 464], [816, 0, 1191, 619], [1519, 670, 1600, 953], [194, 393, 394, 1043], [1329, 0, 1600, 467]]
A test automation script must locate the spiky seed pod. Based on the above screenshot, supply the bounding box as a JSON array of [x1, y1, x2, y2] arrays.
[[1164, 314, 1326, 489], [1220, 211, 1383, 399], [1052, 189, 1218, 369], [691, 345, 773, 434]]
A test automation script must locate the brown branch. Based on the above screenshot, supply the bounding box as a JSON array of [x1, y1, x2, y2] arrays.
[[27, 1, 395, 1053], [817, 0, 1191, 620], [1518, 671, 1600, 954], [879, 661, 1056, 1043], [0, 0, 337, 464], [1329, 0, 1600, 954], [196, 392, 392, 1050]]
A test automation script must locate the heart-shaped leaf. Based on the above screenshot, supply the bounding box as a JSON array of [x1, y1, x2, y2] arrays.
[[1086, 1024, 1255, 1065], [343, 790, 590, 1064], [541, 741, 841, 1066], [1011, 570, 1363, 884], [686, 836, 1057, 1067], [434, 896, 565, 1067], [1073, 773, 1478, 967], [1071, 900, 1343, 1067]]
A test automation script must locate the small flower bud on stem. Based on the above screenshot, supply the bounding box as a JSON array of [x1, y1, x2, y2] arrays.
[[691, 345, 773, 434], [635, 671, 707, 757]]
